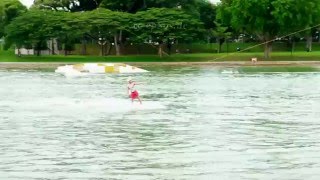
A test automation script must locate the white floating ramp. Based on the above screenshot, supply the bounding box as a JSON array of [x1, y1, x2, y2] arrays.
[[55, 63, 148, 75]]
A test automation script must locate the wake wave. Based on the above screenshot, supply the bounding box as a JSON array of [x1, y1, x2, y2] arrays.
[[1, 98, 166, 114]]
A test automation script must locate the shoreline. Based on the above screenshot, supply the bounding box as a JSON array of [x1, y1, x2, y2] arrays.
[[1, 61, 320, 70]]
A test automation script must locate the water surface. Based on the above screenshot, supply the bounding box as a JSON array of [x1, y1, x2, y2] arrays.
[[1, 66, 320, 179]]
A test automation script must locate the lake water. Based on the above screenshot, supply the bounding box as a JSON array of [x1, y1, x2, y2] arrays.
[[1, 66, 320, 179]]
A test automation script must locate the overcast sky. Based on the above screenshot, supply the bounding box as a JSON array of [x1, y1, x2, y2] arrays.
[[20, 0, 221, 8]]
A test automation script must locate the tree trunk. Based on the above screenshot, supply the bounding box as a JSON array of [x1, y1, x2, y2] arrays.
[[264, 41, 272, 59], [36, 42, 41, 56], [100, 45, 103, 56], [158, 43, 164, 57], [51, 39, 55, 55], [17, 49, 21, 57], [226, 40, 229, 54], [64, 44, 67, 56], [106, 43, 112, 55], [103, 44, 108, 56], [218, 44, 221, 53], [114, 33, 121, 56], [118, 30, 123, 51], [36, 42, 40, 56], [217, 38, 221, 53], [217, 38, 224, 53], [306, 36, 312, 52], [81, 36, 87, 55], [119, 30, 123, 55], [291, 40, 295, 56]]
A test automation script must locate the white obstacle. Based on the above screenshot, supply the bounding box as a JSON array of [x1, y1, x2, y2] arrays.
[[55, 63, 148, 76]]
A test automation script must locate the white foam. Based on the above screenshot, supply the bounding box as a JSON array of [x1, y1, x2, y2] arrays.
[[221, 69, 239, 74], [3, 98, 165, 114], [78, 98, 166, 112]]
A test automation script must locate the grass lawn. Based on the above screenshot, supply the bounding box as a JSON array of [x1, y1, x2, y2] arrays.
[[1, 50, 320, 62]]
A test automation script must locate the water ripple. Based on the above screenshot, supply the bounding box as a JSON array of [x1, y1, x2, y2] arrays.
[[0, 69, 320, 179]]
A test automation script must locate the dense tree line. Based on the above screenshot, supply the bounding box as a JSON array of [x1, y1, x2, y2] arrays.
[[4, 8, 205, 56], [217, 0, 320, 58], [1, 0, 320, 58]]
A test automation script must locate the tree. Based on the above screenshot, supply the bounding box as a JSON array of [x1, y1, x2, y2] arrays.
[[198, 0, 217, 43], [216, 0, 233, 30], [272, 0, 320, 52], [32, 0, 102, 12], [5, 8, 130, 56], [81, 9, 131, 56], [227, 0, 281, 59], [132, 8, 204, 57], [212, 22, 232, 53], [0, 0, 27, 38], [100, 0, 201, 13], [100, 0, 209, 55], [5, 10, 49, 54], [100, 0, 138, 12], [4, 10, 87, 55], [219, 0, 320, 58], [45, 11, 90, 55], [216, 0, 239, 52], [32, 0, 103, 54]]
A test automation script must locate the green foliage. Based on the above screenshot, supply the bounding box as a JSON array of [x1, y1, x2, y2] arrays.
[[272, 0, 320, 35], [0, 0, 27, 37], [130, 8, 204, 56], [32, 0, 102, 12], [219, 0, 320, 39], [217, 0, 320, 58], [100, 0, 202, 13], [216, 0, 233, 29], [5, 10, 46, 49], [100, 0, 137, 12], [198, 0, 217, 30], [229, 0, 280, 40], [4, 0, 320, 58], [132, 8, 204, 43], [4, 10, 86, 50], [81, 9, 131, 40], [212, 22, 232, 39], [212, 22, 232, 53], [4, 8, 133, 53]]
